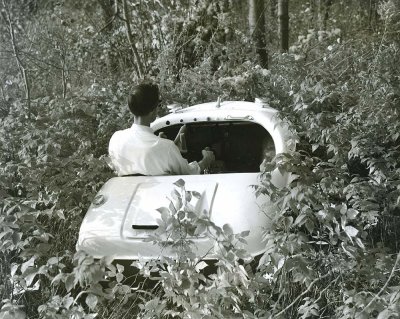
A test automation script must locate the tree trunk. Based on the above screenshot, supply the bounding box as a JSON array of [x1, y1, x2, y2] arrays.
[[248, 0, 268, 68], [98, 0, 118, 74], [122, 0, 145, 79], [322, 0, 333, 30], [278, 0, 289, 52], [270, 0, 277, 46]]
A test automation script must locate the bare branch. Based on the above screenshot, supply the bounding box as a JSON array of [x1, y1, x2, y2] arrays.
[[274, 271, 333, 318], [94, 0, 119, 37], [359, 252, 400, 316]]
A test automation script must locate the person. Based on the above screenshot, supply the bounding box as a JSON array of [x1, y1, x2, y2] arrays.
[[108, 80, 215, 176]]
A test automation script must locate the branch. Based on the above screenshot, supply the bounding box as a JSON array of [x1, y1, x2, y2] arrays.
[[61, 56, 67, 99], [97, 14, 116, 34], [273, 271, 332, 318], [122, 0, 144, 79], [94, 0, 119, 37], [2, 0, 31, 118], [358, 252, 400, 316]]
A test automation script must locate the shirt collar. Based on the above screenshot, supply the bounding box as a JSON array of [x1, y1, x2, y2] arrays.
[[130, 123, 154, 134]]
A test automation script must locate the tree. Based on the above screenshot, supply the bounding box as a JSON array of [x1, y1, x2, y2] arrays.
[[97, 0, 119, 74], [248, 0, 268, 68], [122, 0, 145, 78], [0, 0, 31, 117], [278, 0, 289, 52]]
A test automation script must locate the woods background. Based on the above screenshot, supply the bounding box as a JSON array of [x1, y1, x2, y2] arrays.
[[1, 0, 400, 318]]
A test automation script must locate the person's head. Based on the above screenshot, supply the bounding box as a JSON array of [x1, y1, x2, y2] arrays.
[[128, 80, 160, 117]]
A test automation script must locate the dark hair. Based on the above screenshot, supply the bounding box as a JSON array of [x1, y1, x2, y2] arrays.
[[128, 81, 160, 116]]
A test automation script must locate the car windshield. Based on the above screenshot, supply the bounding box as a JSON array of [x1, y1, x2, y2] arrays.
[[154, 121, 275, 173]]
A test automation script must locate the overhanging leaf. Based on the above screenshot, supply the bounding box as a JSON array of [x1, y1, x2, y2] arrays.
[[65, 273, 76, 292], [173, 179, 185, 188], [223, 224, 233, 236], [195, 261, 208, 272], [344, 225, 358, 238], [86, 294, 98, 310], [21, 256, 35, 274]]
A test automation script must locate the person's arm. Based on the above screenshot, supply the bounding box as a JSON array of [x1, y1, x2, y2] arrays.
[[174, 124, 187, 144], [158, 125, 187, 153], [167, 142, 214, 175]]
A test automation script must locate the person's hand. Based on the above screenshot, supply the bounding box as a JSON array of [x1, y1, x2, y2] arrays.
[[201, 147, 215, 168], [158, 132, 167, 139]]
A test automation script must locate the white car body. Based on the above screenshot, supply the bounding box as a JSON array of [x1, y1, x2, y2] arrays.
[[77, 100, 294, 260]]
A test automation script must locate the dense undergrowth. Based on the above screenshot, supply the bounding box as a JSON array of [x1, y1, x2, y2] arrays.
[[1, 0, 400, 318]]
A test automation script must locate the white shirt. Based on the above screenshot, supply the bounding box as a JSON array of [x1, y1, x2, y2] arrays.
[[108, 124, 200, 176]]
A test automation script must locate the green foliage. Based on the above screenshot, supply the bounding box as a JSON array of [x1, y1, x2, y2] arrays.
[[132, 179, 257, 318]]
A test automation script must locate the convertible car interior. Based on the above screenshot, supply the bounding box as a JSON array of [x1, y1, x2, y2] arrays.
[[154, 121, 275, 174]]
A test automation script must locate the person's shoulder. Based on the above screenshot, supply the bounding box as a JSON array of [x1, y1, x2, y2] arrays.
[[109, 128, 129, 144], [158, 136, 175, 147], [111, 128, 130, 137], [158, 136, 180, 153]]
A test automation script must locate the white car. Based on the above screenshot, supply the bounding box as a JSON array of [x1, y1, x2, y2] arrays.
[[76, 100, 294, 260]]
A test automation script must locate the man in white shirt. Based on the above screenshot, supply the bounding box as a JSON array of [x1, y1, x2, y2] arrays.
[[108, 81, 215, 176]]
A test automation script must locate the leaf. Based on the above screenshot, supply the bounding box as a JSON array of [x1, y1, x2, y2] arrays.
[[24, 267, 38, 287], [344, 225, 358, 238], [157, 207, 170, 223], [355, 237, 365, 249], [116, 264, 124, 273], [116, 273, 124, 283], [177, 211, 185, 220], [85, 294, 98, 310], [223, 224, 233, 236], [171, 189, 180, 201], [0, 230, 11, 241], [194, 224, 206, 235], [181, 278, 191, 290], [11, 232, 21, 245], [346, 209, 359, 220], [312, 144, 319, 152], [48, 257, 60, 265], [283, 216, 293, 228], [240, 230, 250, 238], [169, 201, 177, 214], [195, 261, 208, 272], [377, 309, 392, 319], [101, 255, 115, 266], [56, 210, 65, 220], [191, 191, 201, 199], [10, 263, 19, 277], [185, 191, 192, 202], [294, 213, 307, 226], [156, 206, 169, 215], [65, 273, 76, 292], [173, 179, 185, 188], [305, 220, 315, 233], [51, 273, 65, 285], [21, 256, 35, 274], [62, 296, 74, 309]]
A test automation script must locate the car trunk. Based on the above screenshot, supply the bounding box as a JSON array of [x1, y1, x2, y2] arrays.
[[77, 173, 277, 259]]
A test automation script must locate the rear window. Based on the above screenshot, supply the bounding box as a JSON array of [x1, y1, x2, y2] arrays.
[[154, 121, 275, 173]]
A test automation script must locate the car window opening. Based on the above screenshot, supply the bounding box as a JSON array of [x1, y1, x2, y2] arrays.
[[155, 121, 275, 174]]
